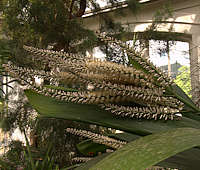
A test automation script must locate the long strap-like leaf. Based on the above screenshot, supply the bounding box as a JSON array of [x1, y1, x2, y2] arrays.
[[25, 90, 200, 136], [90, 128, 200, 170]]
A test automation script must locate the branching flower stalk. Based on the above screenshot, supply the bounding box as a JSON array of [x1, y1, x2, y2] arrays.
[[100, 104, 180, 120], [97, 32, 200, 112], [3, 33, 186, 120], [66, 128, 126, 149]]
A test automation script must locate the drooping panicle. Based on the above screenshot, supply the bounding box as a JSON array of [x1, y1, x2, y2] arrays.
[[23, 45, 85, 61], [23, 45, 87, 72], [97, 32, 175, 88]]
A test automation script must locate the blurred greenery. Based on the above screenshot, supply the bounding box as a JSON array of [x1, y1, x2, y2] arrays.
[[174, 66, 192, 97]]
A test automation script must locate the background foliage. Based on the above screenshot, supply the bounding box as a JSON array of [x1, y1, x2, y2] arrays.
[[174, 66, 192, 97]]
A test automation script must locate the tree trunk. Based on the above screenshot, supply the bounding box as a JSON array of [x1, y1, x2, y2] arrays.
[[167, 41, 171, 77]]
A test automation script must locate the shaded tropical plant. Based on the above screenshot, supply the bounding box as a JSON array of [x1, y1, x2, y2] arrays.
[[3, 33, 200, 169], [0, 131, 60, 170]]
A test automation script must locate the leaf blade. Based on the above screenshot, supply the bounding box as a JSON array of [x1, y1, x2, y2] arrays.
[[25, 90, 200, 135], [90, 128, 200, 170]]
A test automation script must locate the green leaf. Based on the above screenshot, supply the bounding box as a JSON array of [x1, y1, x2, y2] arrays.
[[168, 84, 200, 122], [158, 147, 200, 170], [75, 153, 110, 170], [25, 90, 200, 135], [182, 112, 200, 122], [128, 55, 147, 72], [77, 133, 140, 156], [61, 164, 83, 170], [75, 147, 200, 170], [90, 128, 200, 170], [107, 132, 141, 142], [77, 139, 110, 156]]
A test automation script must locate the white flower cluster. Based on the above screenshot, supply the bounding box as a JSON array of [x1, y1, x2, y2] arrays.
[[3, 33, 184, 120]]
